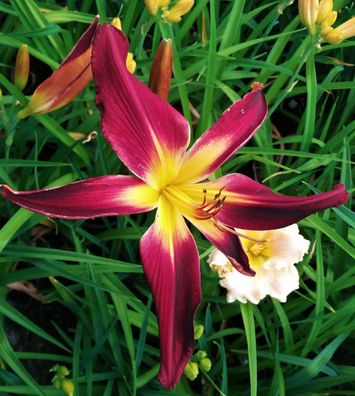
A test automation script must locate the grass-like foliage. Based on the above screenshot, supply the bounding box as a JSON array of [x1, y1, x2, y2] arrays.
[[0, 0, 354, 395]]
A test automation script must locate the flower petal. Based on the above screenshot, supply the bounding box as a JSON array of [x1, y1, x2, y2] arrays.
[[213, 174, 348, 230], [92, 25, 190, 190], [187, 216, 253, 275], [140, 195, 201, 389], [175, 86, 267, 183], [62, 16, 99, 64], [17, 17, 99, 118], [2, 176, 158, 219]]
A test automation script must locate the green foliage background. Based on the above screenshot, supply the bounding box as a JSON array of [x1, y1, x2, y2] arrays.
[[0, 0, 354, 395]]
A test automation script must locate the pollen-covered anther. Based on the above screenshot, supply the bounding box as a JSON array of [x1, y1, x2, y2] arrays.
[[213, 220, 268, 243], [197, 187, 226, 219]]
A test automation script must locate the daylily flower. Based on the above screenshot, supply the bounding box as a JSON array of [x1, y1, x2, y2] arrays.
[[1, 25, 348, 389], [17, 16, 99, 119], [208, 225, 310, 304], [298, 0, 355, 44], [144, 0, 194, 23]]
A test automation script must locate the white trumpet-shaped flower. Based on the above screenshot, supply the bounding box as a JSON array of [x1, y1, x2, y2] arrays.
[[208, 225, 310, 304]]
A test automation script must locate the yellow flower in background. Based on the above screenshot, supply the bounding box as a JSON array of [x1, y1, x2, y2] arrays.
[[298, 0, 355, 44], [144, 0, 194, 23], [208, 225, 310, 304], [163, 0, 194, 23], [111, 17, 136, 73]]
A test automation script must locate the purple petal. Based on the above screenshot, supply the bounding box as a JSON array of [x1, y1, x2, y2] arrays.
[[140, 196, 201, 389], [92, 25, 190, 190], [2, 176, 158, 219], [213, 174, 349, 229], [187, 217, 253, 275], [175, 86, 267, 183]]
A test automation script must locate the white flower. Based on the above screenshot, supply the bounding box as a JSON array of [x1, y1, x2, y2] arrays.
[[208, 224, 310, 304]]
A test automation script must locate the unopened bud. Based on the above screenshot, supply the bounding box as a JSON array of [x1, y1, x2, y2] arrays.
[[14, 44, 30, 91], [194, 324, 204, 340], [317, 0, 333, 24], [62, 379, 75, 396], [56, 365, 70, 377], [126, 52, 136, 74], [194, 350, 207, 360], [199, 357, 212, 372], [148, 39, 172, 99], [184, 361, 199, 381]]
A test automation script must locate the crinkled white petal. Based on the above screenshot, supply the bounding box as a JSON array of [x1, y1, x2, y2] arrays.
[[208, 225, 309, 304], [219, 267, 269, 304]]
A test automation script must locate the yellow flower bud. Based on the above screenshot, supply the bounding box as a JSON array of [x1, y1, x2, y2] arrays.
[[323, 10, 337, 26], [145, 0, 170, 16], [62, 379, 75, 396], [111, 17, 122, 30], [316, 0, 333, 23], [298, 0, 319, 35], [126, 52, 136, 74], [323, 28, 344, 44], [184, 362, 199, 381], [163, 0, 194, 23], [14, 44, 30, 91], [320, 22, 333, 36], [335, 17, 355, 40]]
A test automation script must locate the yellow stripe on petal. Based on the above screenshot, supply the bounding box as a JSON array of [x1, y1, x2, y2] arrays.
[[122, 182, 159, 208], [175, 139, 228, 184], [155, 194, 189, 254]]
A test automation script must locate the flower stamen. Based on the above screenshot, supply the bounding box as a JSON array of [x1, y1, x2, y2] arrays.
[[213, 220, 267, 243]]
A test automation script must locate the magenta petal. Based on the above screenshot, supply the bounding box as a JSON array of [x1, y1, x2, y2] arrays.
[[140, 199, 201, 389], [214, 174, 349, 230], [176, 87, 267, 183], [188, 217, 253, 275], [92, 25, 190, 189], [62, 15, 99, 65], [2, 176, 158, 219]]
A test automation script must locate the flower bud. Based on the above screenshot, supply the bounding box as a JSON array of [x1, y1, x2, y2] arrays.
[[17, 16, 99, 119], [62, 379, 75, 396], [148, 39, 173, 100], [184, 361, 199, 381], [56, 365, 70, 377], [126, 52, 136, 74], [193, 324, 204, 340], [14, 44, 30, 91], [194, 350, 207, 360], [199, 357, 212, 372], [298, 0, 319, 35], [316, 0, 333, 23]]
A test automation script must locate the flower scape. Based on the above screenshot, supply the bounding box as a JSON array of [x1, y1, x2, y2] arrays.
[[0, 2, 353, 393]]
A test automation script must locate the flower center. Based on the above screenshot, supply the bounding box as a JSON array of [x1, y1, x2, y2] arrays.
[[162, 185, 226, 220], [249, 242, 266, 256]]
